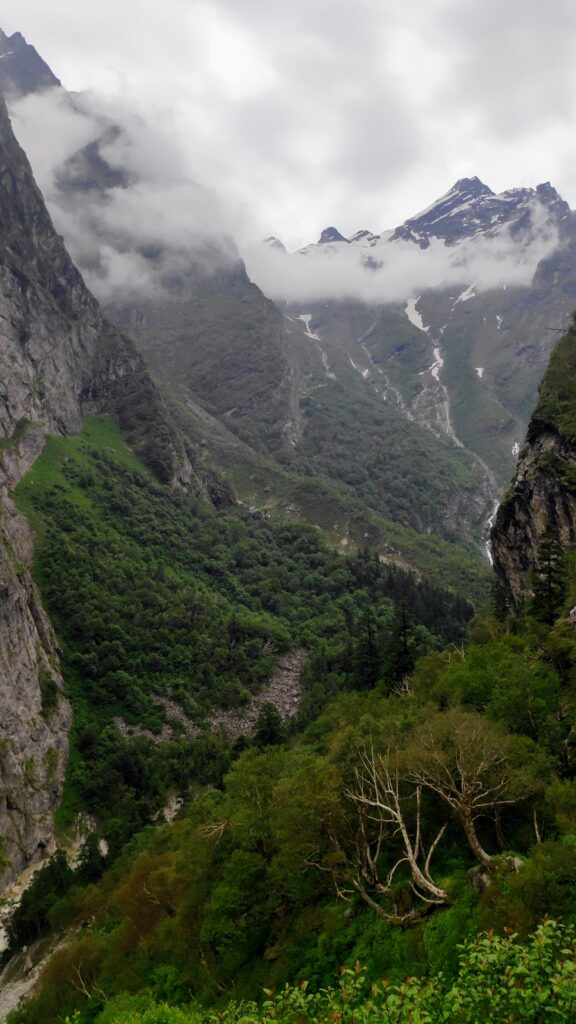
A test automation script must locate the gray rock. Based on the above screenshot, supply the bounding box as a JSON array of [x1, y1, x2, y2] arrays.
[[0, 93, 200, 888]]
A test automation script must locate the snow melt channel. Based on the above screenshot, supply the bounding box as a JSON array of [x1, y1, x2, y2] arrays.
[[485, 499, 500, 567], [296, 314, 336, 381]]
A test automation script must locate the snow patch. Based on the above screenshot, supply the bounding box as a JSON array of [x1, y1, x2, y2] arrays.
[[512, 442, 520, 456], [475, 367, 484, 379], [431, 347, 444, 381], [405, 296, 429, 333], [296, 313, 321, 341], [496, 315, 502, 329], [297, 314, 336, 381], [452, 283, 476, 309]]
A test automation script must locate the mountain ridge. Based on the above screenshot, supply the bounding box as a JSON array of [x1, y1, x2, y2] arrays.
[[0, 27, 60, 96], [0, 88, 214, 887]]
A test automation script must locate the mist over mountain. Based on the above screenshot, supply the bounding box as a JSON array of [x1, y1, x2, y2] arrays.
[[5, 14, 576, 1024], [0, 26, 60, 96], [244, 177, 567, 305], [8, 87, 241, 301]]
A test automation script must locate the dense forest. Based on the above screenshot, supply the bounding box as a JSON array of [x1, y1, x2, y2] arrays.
[[5, 416, 576, 1023], [12, 417, 472, 850]]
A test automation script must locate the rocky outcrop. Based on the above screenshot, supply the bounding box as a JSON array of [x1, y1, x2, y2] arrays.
[[0, 92, 201, 887], [0, 91, 195, 486], [0, 492, 71, 890], [491, 322, 576, 608], [491, 423, 576, 608], [0, 28, 61, 98]]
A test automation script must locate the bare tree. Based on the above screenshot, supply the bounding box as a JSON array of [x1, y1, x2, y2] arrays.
[[407, 710, 524, 870], [347, 746, 449, 922]]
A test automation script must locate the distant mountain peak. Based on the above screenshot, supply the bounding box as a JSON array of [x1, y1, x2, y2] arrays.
[[318, 226, 349, 245], [0, 27, 61, 97], [535, 181, 563, 203], [451, 176, 494, 198], [264, 236, 287, 253]]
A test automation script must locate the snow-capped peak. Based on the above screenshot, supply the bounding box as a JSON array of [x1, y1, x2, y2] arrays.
[[264, 236, 287, 253], [318, 226, 350, 245]]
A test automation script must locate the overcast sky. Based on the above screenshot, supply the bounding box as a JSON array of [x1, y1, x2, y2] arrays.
[[3, 0, 576, 249]]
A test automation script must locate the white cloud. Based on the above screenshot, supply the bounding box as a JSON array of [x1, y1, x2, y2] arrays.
[[243, 205, 560, 305], [9, 88, 240, 300], [3, 1, 576, 255]]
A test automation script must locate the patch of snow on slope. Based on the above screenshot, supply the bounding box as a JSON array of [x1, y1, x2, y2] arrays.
[[296, 313, 321, 341], [349, 356, 371, 380], [476, 367, 484, 379], [431, 347, 444, 381], [405, 296, 429, 332], [297, 314, 336, 381], [452, 284, 476, 310]]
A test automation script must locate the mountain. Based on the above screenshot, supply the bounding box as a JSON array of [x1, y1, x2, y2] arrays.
[[267, 176, 574, 492], [4, 30, 576, 1024], [0, 41, 489, 902], [390, 176, 570, 246], [0, 34, 496, 563], [0, 90, 204, 888], [0, 28, 60, 96]]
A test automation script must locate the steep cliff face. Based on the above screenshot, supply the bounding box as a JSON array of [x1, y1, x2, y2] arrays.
[[0, 92, 195, 485], [0, 93, 199, 887], [0, 28, 60, 97], [491, 319, 576, 608], [0, 488, 71, 890]]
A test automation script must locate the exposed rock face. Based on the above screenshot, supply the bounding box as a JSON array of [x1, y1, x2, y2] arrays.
[[0, 93, 198, 886], [491, 424, 576, 608], [0, 28, 61, 98], [0, 493, 71, 890], [491, 323, 576, 608], [0, 92, 194, 484], [279, 177, 574, 489]]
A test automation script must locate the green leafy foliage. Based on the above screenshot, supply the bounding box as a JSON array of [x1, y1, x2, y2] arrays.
[[13, 417, 472, 849], [59, 921, 576, 1023], [535, 313, 576, 440], [11, 417, 576, 1024]]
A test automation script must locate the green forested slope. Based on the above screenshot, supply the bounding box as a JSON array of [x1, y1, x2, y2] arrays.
[[11, 417, 576, 1024], [116, 289, 491, 547], [12, 417, 473, 850], [8, 575, 576, 1023]]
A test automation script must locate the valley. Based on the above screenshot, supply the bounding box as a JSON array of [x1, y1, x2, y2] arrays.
[[1, 14, 576, 1024]]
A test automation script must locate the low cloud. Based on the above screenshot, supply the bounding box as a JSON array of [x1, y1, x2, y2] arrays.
[[7, 87, 562, 310], [9, 88, 240, 300], [243, 206, 560, 306]]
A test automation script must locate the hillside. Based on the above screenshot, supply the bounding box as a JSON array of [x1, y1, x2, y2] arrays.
[[1, 32, 497, 561], [4, 19, 576, 1024], [7, 548, 576, 1021], [0, 83, 208, 890], [260, 177, 575, 489]]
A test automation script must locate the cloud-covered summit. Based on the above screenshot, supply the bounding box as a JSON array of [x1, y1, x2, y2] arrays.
[[9, 88, 241, 300], [243, 179, 566, 305], [4, 0, 576, 248]]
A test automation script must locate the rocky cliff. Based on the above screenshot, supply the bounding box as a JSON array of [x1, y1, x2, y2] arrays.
[[0, 92, 199, 887], [0, 28, 60, 97], [491, 316, 576, 609]]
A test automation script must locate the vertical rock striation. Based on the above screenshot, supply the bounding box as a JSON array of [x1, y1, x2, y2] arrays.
[[491, 318, 576, 609], [0, 93, 197, 886]]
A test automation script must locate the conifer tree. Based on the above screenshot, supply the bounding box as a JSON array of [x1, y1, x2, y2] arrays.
[[531, 529, 567, 625]]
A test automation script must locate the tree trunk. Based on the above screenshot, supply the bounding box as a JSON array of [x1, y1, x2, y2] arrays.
[[460, 810, 493, 870]]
